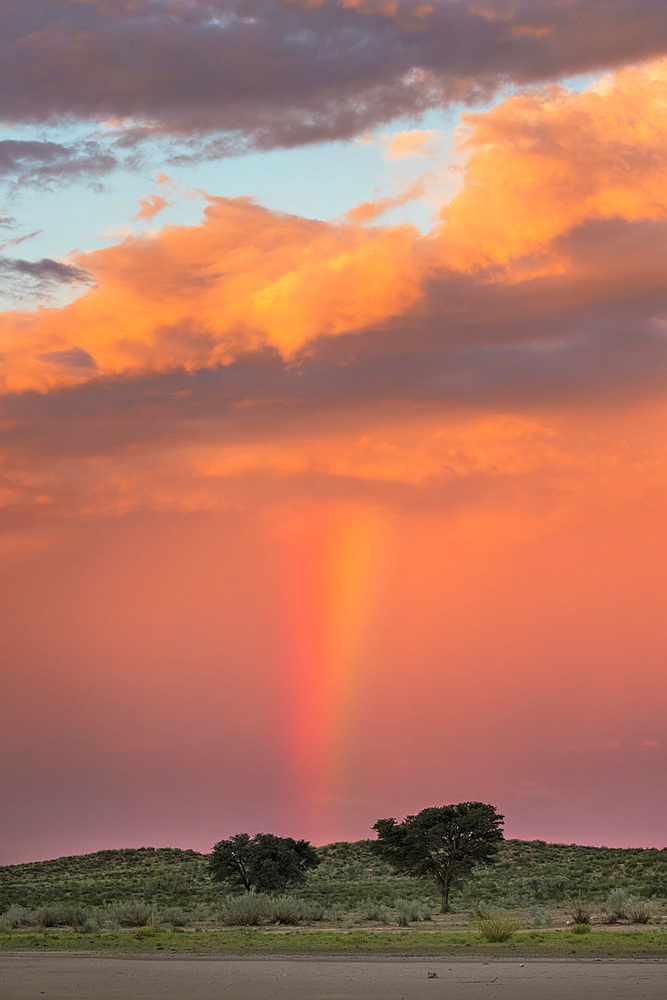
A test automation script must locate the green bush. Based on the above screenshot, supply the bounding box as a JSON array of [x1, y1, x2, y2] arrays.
[[34, 903, 87, 928], [359, 899, 389, 924], [219, 894, 268, 926], [266, 896, 302, 925], [325, 903, 346, 922], [135, 925, 158, 938], [82, 916, 101, 933], [299, 902, 326, 922], [475, 914, 518, 942], [395, 900, 423, 926], [106, 902, 155, 927], [604, 888, 629, 923], [571, 922, 592, 934], [3, 905, 35, 928], [529, 904, 550, 927], [159, 906, 191, 927]]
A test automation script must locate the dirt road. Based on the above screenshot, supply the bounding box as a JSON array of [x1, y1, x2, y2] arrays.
[[1, 955, 665, 999]]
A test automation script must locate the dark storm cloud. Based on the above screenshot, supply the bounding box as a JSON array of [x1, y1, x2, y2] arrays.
[[39, 347, 98, 370], [0, 139, 117, 185], [2, 1, 667, 149], [0, 255, 93, 297]]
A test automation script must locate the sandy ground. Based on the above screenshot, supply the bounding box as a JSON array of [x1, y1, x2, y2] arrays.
[[1, 956, 666, 1000]]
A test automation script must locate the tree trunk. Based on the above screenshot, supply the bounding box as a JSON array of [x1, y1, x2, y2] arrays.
[[440, 883, 451, 913]]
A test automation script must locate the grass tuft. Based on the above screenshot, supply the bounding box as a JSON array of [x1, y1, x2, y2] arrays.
[[475, 914, 518, 942], [219, 895, 268, 927]]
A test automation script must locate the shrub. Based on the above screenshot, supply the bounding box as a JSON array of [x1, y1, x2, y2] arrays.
[[34, 903, 87, 929], [530, 904, 550, 927], [604, 888, 629, 923], [475, 914, 518, 942], [300, 902, 326, 922], [66, 906, 88, 931], [565, 896, 594, 925], [135, 925, 158, 938], [626, 899, 653, 924], [106, 902, 156, 927], [3, 905, 35, 928], [571, 923, 592, 934], [0, 918, 11, 933], [82, 917, 101, 934], [103, 920, 122, 932], [266, 896, 302, 925], [395, 900, 423, 925], [359, 899, 388, 922], [325, 904, 346, 922], [219, 894, 267, 926], [159, 906, 191, 927]]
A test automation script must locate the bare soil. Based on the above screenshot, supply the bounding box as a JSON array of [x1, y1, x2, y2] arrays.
[[1, 955, 666, 1000]]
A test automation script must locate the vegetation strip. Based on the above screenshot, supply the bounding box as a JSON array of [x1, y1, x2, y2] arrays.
[[1, 929, 666, 958], [2, 840, 665, 911]]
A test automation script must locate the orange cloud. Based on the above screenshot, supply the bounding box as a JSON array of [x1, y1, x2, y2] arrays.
[[286, 0, 433, 25], [509, 24, 555, 38], [135, 194, 168, 221], [3, 59, 667, 398], [343, 173, 433, 223], [383, 129, 440, 160], [440, 58, 667, 273], [0, 199, 423, 392]]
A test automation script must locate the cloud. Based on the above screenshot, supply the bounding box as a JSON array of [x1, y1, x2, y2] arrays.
[[3, 1, 667, 149], [0, 255, 94, 300], [438, 59, 667, 273], [3, 58, 667, 396], [2, 58, 667, 528], [135, 194, 169, 221], [0, 139, 117, 185], [0, 196, 424, 391], [0, 229, 42, 251], [382, 129, 440, 159], [343, 173, 433, 223], [38, 346, 98, 371]]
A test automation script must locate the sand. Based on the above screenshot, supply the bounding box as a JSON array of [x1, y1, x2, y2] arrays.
[[1, 955, 666, 1000]]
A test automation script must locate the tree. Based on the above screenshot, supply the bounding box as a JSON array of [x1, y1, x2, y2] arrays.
[[209, 832, 320, 893], [372, 801, 504, 912]]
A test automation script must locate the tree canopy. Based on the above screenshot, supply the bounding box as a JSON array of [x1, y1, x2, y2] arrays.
[[209, 832, 320, 893], [373, 801, 504, 912]]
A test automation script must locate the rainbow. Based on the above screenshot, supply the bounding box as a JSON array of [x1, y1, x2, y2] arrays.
[[281, 503, 390, 835]]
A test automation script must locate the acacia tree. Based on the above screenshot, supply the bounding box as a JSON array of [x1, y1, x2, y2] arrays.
[[373, 801, 504, 912], [209, 832, 320, 893]]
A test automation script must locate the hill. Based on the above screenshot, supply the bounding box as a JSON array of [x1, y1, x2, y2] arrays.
[[1, 840, 665, 911]]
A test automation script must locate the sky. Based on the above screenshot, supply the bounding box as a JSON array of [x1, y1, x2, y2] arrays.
[[1, 0, 667, 866]]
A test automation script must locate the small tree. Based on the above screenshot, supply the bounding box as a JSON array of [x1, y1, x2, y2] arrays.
[[373, 801, 504, 913], [209, 832, 320, 893]]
